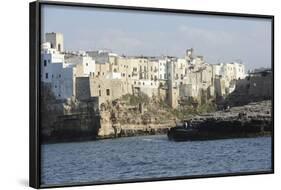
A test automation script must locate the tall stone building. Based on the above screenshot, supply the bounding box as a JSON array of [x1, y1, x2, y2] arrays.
[[45, 32, 64, 52]]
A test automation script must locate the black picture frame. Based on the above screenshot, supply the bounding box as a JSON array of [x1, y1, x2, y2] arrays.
[[30, 1, 274, 188]]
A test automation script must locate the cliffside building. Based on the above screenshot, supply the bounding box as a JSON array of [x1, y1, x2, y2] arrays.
[[42, 32, 247, 109]]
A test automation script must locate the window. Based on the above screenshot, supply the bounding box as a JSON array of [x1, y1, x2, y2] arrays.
[[43, 60, 47, 66], [45, 73, 48, 79], [58, 44, 61, 52], [99, 90, 101, 96], [86, 63, 88, 66], [98, 72, 100, 75], [58, 74, 61, 78], [106, 89, 110, 96], [48, 59, 51, 64]]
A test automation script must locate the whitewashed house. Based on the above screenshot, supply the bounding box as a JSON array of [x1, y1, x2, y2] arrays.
[[41, 42, 76, 100]]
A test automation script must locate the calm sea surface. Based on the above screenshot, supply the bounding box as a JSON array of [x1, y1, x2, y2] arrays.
[[41, 136, 272, 185]]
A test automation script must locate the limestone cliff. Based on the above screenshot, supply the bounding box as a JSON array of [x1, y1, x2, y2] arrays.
[[97, 94, 177, 138]]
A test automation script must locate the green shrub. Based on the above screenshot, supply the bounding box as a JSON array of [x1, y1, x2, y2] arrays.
[[121, 93, 150, 106]]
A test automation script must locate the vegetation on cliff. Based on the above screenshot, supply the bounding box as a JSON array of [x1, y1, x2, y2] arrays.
[[119, 93, 217, 122]]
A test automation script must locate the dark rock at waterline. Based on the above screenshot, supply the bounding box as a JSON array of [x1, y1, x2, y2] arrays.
[[168, 101, 272, 141]]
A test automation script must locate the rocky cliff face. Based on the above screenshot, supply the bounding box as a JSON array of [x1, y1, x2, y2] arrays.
[[41, 94, 101, 143], [41, 79, 273, 143], [194, 101, 271, 120], [220, 73, 272, 107], [97, 95, 177, 138]]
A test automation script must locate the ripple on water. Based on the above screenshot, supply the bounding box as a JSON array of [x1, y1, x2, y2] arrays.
[[41, 136, 272, 185]]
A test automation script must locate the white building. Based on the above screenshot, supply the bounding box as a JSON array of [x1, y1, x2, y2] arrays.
[[65, 54, 95, 77], [158, 58, 168, 80], [174, 58, 188, 82], [213, 62, 245, 81], [41, 43, 76, 100], [50, 63, 76, 100], [41, 42, 65, 83]]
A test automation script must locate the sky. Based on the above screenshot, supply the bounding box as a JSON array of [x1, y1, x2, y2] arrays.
[[42, 4, 272, 70]]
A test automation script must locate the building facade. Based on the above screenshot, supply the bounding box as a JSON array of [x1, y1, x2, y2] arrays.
[[42, 32, 247, 109]]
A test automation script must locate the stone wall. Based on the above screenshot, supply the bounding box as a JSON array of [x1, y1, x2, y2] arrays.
[[75, 77, 91, 101], [89, 77, 131, 106]]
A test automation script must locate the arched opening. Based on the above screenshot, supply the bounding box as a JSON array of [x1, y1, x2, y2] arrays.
[[58, 44, 61, 51]]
